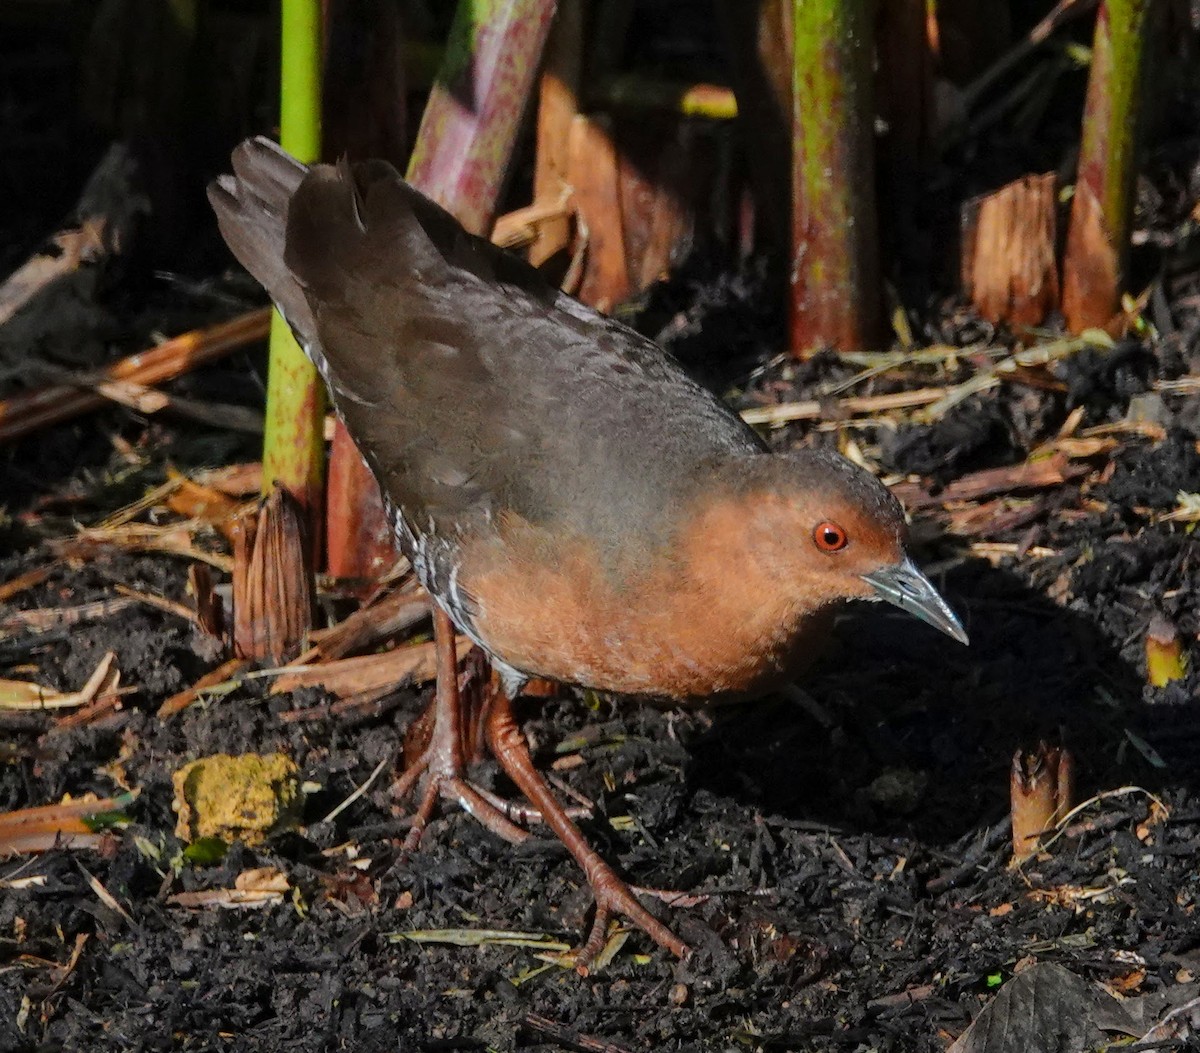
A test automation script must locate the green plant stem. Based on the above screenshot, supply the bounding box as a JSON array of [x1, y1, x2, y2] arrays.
[[1062, 0, 1152, 332], [790, 0, 881, 356], [263, 0, 325, 526], [407, 0, 556, 236]]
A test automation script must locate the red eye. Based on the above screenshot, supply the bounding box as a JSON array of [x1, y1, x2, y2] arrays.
[[814, 521, 848, 552]]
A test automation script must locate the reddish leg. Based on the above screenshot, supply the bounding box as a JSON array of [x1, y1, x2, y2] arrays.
[[485, 687, 691, 966], [397, 608, 530, 848]]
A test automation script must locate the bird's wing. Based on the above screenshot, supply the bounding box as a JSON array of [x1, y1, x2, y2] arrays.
[[209, 137, 764, 558], [283, 152, 764, 548]]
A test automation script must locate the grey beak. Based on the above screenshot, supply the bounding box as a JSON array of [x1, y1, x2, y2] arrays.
[[862, 558, 969, 645]]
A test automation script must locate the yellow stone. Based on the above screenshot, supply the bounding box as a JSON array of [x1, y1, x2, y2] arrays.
[[172, 753, 301, 846]]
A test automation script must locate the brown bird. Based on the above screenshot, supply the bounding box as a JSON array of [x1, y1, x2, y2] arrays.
[[209, 137, 967, 964]]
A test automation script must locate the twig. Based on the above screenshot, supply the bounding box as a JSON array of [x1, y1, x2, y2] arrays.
[[892, 453, 1091, 509], [0, 308, 270, 442], [1037, 785, 1167, 853], [959, 0, 1101, 114], [1, 598, 137, 636], [968, 541, 1059, 561], [315, 754, 392, 827], [112, 584, 201, 627], [0, 565, 54, 604], [76, 860, 136, 927], [157, 657, 250, 718], [740, 387, 948, 428], [64, 523, 235, 572], [0, 652, 118, 711], [523, 1013, 636, 1053], [492, 191, 575, 251]]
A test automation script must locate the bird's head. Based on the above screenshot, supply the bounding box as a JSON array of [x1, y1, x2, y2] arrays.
[[703, 448, 968, 645]]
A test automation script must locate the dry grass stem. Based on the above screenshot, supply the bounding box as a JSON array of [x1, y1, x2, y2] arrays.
[[269, 636, 466, 698], [157, 657, 251, 718], [0, 652, 119, 712], [0, 308, 270, 442]]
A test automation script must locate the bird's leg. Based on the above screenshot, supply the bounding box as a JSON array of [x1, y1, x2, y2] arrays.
[[398, 608, 529, 849], [485, 687, 691, 966]]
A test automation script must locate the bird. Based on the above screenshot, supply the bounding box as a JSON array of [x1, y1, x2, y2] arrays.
[[208, 136, 968, 966]]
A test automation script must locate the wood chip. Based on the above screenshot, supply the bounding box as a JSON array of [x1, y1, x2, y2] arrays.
[[168, 866, 290, 910], [270, 637, 465, 698]]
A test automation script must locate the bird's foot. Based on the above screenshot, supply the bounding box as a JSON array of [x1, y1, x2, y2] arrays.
[[393, 608, 530, 850], [393, 625, 590, 847], [393, 741, 530, 850], [396, 610, 690, 965], [485, 687, 692, 966], [573, 859, 691, 970]]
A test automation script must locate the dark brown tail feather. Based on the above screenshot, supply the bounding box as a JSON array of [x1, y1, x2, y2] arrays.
[[206, 137, 318, 349]]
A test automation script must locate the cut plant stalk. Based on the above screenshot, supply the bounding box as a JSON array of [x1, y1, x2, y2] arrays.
[[961, 173, 1060, 326], [1011, 743, 1073, 861], [790, 0, 882, 356], [157, 657, 252, 719], [1061, 0, 1153, 333], [325, 427, 396, 581], [262, 0, 325, 530], [569, 114, 631, 312], [231, 486, 314, 664], [1145, 613, 1187, 687]]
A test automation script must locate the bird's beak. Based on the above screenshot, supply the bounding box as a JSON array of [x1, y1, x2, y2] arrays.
[[862, 558, 969, 645]]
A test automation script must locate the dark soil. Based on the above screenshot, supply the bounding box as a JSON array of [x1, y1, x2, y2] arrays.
[[3, 5, 1200, 1053], [4, 480, 1198, 1053]]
